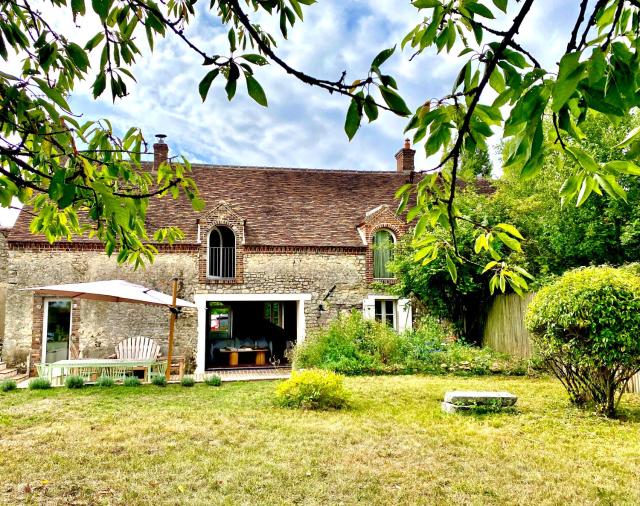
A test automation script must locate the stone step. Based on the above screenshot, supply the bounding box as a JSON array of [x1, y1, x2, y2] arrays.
[[0, 367, 19, 379], [442, 391, 517, 413], [0, 362, 6, 371]]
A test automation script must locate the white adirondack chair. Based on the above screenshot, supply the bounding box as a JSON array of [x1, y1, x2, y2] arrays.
[[109, 336, 185, 380], [111, 336, 162, 360]]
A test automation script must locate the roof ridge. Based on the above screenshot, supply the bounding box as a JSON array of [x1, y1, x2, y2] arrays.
[[191, 164, 401, 174], [141, 160, 401, 174]]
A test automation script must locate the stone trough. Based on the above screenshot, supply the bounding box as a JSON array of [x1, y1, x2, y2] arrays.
[[442, 391, 517, 413]]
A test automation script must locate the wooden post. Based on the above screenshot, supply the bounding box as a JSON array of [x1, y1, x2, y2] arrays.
[[165, 277, 178, 380]]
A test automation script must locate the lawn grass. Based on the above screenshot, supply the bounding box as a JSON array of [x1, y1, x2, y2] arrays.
[[1, 375, 639, 505]]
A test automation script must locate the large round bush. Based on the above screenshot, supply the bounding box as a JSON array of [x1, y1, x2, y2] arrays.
[[526, 266, 640, 417]]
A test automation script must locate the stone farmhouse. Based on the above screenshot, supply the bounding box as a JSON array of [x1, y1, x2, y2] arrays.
[[0, 138, 417, 375]]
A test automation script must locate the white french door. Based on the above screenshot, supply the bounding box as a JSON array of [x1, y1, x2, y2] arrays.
[[41, 299, 73, 363]]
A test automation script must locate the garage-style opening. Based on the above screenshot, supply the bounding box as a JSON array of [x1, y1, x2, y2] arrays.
[[204, 300, 298, 369]]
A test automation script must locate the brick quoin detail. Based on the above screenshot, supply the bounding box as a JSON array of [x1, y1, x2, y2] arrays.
[[30, 297, 81, 376]]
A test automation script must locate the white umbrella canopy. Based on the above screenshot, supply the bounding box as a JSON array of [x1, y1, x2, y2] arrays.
[[25, 279, 196, 308]]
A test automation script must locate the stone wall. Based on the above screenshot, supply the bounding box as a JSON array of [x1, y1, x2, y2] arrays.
[[3, 248, 199, 367], [0, 230, 8, 353], [4, 244, 386, 370], [202, 251, 370, 329]]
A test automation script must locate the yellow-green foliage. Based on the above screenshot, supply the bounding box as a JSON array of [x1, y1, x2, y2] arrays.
[[275, 370, 349, 410], [526, 265, 640, 416]]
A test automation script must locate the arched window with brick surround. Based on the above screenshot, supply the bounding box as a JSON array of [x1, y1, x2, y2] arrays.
[[373, 229, 395, 279], [208, 226, 236, 279]]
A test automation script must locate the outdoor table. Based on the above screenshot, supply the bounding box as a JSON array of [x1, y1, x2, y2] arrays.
[[36, 359, 167, 386]]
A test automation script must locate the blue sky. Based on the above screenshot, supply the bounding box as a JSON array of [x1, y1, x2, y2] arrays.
[[1, 0, 580, 226]]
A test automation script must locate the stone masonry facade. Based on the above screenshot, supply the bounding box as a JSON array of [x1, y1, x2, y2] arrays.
[[2, 243, 392, 373], [3, 247, 199, 373], [0, 229, 8, 353], [2, 140, 419, 373]]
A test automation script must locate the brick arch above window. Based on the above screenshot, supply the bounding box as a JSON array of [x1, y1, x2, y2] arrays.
[[369, 224, 401, 244], [361, 205, 406, 284], [197, 202, 245, 284]]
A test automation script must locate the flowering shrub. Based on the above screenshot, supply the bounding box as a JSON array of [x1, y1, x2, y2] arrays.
[[275, 370, 349, 410]]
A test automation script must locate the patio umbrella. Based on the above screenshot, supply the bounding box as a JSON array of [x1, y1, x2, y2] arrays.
[[25, 279, 196, 308], [25, 279, 195, 380]]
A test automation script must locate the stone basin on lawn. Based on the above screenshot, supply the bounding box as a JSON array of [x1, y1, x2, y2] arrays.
[[442, 391, 518, 412]]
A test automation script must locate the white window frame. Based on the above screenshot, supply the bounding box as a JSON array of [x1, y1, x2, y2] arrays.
[[207, 226, 236, 279], [41, 298, 73, 364], [363, 295, 412, 333]]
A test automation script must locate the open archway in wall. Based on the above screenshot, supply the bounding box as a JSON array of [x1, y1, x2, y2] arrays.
[[208, 226, 236, 279]]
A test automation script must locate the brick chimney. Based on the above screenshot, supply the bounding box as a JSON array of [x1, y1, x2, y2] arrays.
[[153, 134, 168, 171], [395, 138, 415, 173]]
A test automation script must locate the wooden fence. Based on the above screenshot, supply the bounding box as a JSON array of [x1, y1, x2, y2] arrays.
[[482, 293, 535, 359], [628, 373, 640, 394], [482, 293, 640, 394]]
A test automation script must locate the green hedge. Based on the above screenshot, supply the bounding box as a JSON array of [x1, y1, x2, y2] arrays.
[[526, 265, 640, 417]]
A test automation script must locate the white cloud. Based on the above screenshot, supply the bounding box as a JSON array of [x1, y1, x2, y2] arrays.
[[4, 1, 582, 181]]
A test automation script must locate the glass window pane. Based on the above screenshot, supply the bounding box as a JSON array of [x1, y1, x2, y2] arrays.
[[385, 300, 393, 313], [209, 227, 236, 278], [373, 230, 394, 279], [209, 302, 231, 339]]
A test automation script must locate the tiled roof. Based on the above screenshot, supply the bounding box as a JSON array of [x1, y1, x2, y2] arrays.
[[9, 164, 414, 248]]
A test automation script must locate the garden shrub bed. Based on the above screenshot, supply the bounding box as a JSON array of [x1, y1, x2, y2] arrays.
[[294, 312, 529, 376]]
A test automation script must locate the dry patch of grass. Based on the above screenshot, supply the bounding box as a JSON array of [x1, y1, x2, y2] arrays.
[[1, 376, 639, 505]]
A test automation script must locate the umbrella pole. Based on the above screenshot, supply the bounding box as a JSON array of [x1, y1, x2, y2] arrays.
[[165, 278, 178, 381]]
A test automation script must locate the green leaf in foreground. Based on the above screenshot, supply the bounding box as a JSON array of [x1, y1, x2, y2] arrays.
[[245, 74, 268, 107], [344, 97, 362, 140], [379, 86, 412, 116], [199, 69, 219, 101]]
